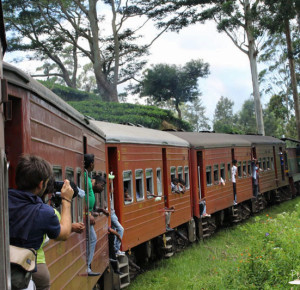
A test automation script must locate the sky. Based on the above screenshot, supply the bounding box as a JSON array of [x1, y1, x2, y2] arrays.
[[4, 17, 265, 125]]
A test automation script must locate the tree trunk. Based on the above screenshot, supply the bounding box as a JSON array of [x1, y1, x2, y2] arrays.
[[244, 0, 265, 135], [176, 102, 182, 120], [88, 0, 119, 102], [284, 18, 300, 139]]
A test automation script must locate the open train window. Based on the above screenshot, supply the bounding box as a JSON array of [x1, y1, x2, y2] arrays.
[[263, 158, 266, 171], [248, 161, 252, 176], [238, 162, 242, 178], [258, 158, 262, 169], [178, 166, 183, 181], [184, 166, 190, 189], [76, 168, 83, 223], [206, 166, 212, 186], [267, 157, 270, 170], [170, 167, 176, 182], [220, 164, 225, 180], [135, 169, 144, 201], [146, 169, 154, 199], [52, 166, 62, 213], [123, 171, 133, 204], [66, 168, 76, 222], [243, 161, 247, 177], [227, 163, 231, 180], [213, 165, 219, 184], [156, 168, 163, 196]]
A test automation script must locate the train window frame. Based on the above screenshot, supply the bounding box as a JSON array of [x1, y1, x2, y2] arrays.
[[262, 158, 266, 171], [271, 157, 274, 170], [146, 168, 154, 199], [248, 161, 252, 176], [76, 168, 84, 223], [258, 158, 262, 170], [227, 163, 231, 180], [135, 169, 144, 201], [123, 170, 133, 205], [156, 168, 163, 196], [65, 167, 76, 222], [237, 161, 242, 178], [170, 166, 176, 182], [243, 161, 247, 178], [184, 166, 190, 189], [267, 157, 270, 170], [213, 164, 219, 184], [220, 163, 225, 181], [177, 166, 183, 181], [206, 166, 212, 186]]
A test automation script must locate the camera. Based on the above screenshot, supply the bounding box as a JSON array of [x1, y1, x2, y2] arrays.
[[43, 177, 79, 207]]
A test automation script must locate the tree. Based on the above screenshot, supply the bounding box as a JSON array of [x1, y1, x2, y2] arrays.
[[213, 96, 236, 133], [260, 0, 300, 139], [181, 98, 211, 132], [137, 59, 210, 119], [238, 99, 257, 134], [3, 0, 167, 101], [135, 0, 266, 135]]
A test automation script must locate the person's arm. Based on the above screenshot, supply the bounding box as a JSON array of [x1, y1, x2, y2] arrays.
[[56, 180, 73, 240], [108, 227, 122, 241], [95, 207, 110, 216]]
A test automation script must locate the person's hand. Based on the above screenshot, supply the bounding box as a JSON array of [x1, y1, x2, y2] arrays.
[[72, 222, 85, 233], [117, 234, 122, 241], [90, 214, 95, 225], [61, 179, 74, 201], [92, 211, 99, 217], [102, 209, 109, 216]]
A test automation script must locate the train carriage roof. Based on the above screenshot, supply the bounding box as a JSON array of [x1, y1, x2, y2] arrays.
[[3, 62, 105, 139], [169, 132, 251, 149], [239, 134, 285, 146], [91, 121, 190, 147]]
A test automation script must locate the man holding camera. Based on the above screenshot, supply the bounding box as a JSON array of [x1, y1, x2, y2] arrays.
[[8, 155, 74, 289]]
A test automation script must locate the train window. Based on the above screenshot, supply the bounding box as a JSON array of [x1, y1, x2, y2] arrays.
[[248, 161, 252, 176], [170, 167, 176, 181], [156, 168, 163, 196], [135, 169, 144, 201], [243, 161, 247, 177], [184, 166, 190, 189], [178, 166, 183, 181], [263, 158, 266, 170], [146, 169, 154, 199], [66, 168, 76, 222], [220, 164, 225, 180], [227, 163, 231, 180], [271, 157, 274, 170], [123, 171, 133, 204], [213, 165, 219, 184], [258, 158, 262, 169], [238, 162, 242, 178], [267, 157, 270, 170], [206, 166, 212, 186], [53, 166, 62, 181]]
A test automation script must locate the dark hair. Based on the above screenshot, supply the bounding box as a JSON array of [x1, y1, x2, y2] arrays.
[[84, 154, 94, 169], [16, 155, 52, 191], [232, 159, 237, 165], [178, 178, 186, 186], [94, 174, 106, 185]]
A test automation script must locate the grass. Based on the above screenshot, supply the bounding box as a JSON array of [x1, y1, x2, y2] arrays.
[[128, 197, 300, 290]]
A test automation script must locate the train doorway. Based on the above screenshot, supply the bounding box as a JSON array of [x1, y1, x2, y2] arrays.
[[162, 148, 169, 208], [197, 151, 204, 200]]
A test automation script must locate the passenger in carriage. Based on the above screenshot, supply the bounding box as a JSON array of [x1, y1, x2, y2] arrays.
[[92, 175, 110, 216], [124, 188, 132, 202], [178, 178, 186, 193], [232, 159, 238, 205], [84, 154, 101, 276], [109, 174, 125, 257], [8, 155, 74, 288], [171, 178, 181, 194], [251, 159, 260, 197]]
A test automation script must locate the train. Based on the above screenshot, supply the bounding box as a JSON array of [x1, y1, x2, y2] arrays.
[[1, 6, 300, 286], [1, 60, 300, 289]]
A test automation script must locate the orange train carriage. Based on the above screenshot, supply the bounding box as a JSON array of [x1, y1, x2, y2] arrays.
[[3, 62, 109, 289]]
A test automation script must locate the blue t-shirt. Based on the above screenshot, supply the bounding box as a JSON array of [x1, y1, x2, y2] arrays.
[[9, 189, 61, 250]]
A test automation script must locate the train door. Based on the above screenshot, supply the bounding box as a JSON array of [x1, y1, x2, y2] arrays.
[[197, 151, 204, 200], [162, 148, 169, 208], [107, 147, 120, 218], [4, 96, 23, 188]]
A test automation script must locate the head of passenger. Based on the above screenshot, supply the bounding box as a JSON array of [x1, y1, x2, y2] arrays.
[[232, 159, 237, 166], [84, 154, 95, 172], [15, 154, 52, 197], [93, 175, 106, 193]]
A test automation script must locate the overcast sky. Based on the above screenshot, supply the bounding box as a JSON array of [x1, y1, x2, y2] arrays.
[[4, 18, 268, 124]]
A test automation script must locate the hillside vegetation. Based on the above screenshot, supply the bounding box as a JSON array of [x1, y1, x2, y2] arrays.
[[129, 198, 300, 289], [41, 81, 192, 131]]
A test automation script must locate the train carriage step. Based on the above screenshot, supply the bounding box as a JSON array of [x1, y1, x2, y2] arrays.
[[163, 244, 173, 251], [120, 282, 130, 289], [202, 233, 211, 238], [165, 252, 174, 258]]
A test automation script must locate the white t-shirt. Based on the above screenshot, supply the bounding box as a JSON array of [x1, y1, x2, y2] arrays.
[[232, 165, 237, 183]]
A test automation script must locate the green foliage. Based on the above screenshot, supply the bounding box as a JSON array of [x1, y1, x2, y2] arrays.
[[129, 197, 300, 290], [39, 80, 101, 102], [68, 100, 192, 131]]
